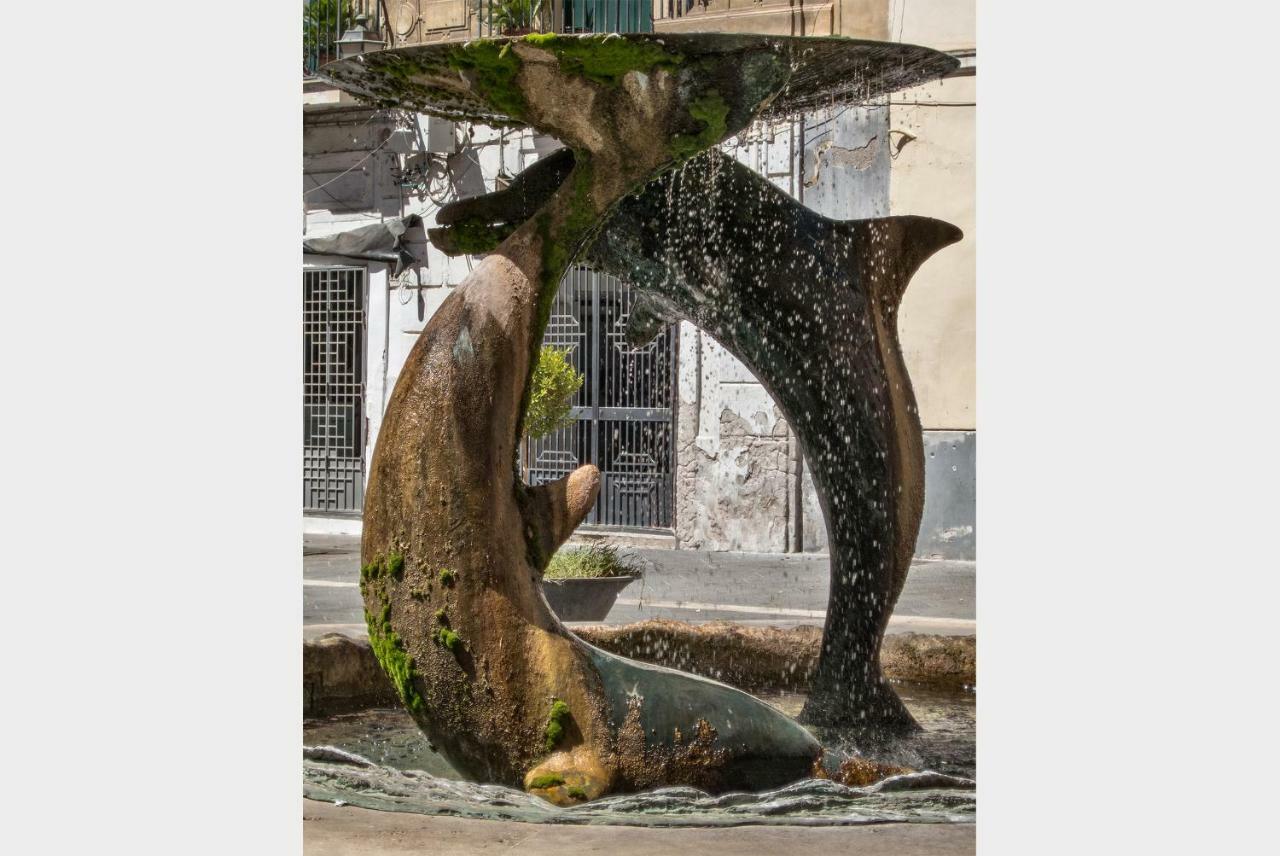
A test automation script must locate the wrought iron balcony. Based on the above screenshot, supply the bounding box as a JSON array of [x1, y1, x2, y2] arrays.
[[473, 0, 653, 37], [304, 1, 388, 77], [305, 1, 654, 77]]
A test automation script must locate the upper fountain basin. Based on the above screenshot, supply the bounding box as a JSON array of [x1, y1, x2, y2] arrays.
[[317, 32, 959, 129]]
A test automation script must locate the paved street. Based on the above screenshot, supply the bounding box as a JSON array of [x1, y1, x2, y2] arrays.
[[304, 535, 975, 640], [304, 800, 974, 855]]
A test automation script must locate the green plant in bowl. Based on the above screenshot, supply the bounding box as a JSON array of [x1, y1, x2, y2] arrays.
[[544, 543, 641, 580]]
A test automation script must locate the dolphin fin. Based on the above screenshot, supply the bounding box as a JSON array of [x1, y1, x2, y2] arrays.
[[846, 215, 964, 309]]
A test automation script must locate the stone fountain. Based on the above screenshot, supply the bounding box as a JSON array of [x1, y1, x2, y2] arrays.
[[319, 32, 958, 803]]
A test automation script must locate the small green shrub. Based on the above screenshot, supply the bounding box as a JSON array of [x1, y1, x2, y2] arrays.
[[543, 544, 640, 580], [439, 568, 456, 586], [524, 346, 584, 440]]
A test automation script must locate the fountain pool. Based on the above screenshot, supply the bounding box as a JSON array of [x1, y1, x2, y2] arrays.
[[304, 683, 974, 827]]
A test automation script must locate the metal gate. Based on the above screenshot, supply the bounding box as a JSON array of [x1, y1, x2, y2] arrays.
[[304, 267, 367, 514], [526, 267, 676, 529]]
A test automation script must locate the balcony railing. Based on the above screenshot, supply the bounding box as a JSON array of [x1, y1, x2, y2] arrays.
[[303, 1, 386, 76], [304, 1, 653, 79], [653, 0, 697, 23], [474, 0, 652, 37]]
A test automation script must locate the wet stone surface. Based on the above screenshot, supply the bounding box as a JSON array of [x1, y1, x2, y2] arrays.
[[303, 683, 974, 826]]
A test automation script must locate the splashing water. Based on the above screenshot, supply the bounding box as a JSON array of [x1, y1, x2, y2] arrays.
[[303, 686, 974, 827]]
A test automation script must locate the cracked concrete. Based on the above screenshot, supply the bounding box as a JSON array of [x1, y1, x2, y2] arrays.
[[804, 134, 882, 187], [675, 366, 794, 551]]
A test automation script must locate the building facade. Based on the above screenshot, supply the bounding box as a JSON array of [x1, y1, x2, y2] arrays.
[[302, 1, 974, 560]]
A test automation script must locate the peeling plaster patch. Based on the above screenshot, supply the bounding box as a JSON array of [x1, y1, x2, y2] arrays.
[[803, 135, 881, 187], [675, 335, 795, 552], [676, 408, 790, 552], [452, 326, 474, 362]]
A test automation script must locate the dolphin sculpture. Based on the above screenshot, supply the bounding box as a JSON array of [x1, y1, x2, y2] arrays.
[[433, 147, 962, 733], [321, 33, 957, 801]]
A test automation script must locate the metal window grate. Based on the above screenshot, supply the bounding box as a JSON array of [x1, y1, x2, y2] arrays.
[[304, 267, 367, 513], [525, 267, 675, 529]]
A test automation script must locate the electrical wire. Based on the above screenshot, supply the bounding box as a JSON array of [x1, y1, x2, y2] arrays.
[[304, 122, 398, 197]]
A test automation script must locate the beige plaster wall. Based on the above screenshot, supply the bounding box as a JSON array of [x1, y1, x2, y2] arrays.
[[890, 72, 975, 430], [651, 0, 887, 38], [889, 0, 974, 52], [838, 0, 891, 38]]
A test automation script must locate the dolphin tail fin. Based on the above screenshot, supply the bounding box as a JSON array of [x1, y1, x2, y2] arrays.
[[849, 216, 963, 309]]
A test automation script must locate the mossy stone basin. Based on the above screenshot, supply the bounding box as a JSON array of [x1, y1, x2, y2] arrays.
[[318, 32, 958, 129]]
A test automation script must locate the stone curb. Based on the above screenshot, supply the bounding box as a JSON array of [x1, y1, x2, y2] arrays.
[[304, 621, 974, 717]]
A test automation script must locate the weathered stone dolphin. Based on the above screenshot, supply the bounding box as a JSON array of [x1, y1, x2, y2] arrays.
[[588, 153, 964, 732], [432, 146, 962, 733]]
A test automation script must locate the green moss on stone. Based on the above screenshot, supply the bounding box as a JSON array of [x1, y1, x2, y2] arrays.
[[566, 786, 588, 800], [433, 626, 463, 653], [363, 553, 425, 714], [447, 40, 526, 121], [363, 552, 406, 582], [360, 558, 383, 584], [386, 552, 405, 578], [375, 50, 451, 82], [670, 91, 730, 162], [450, 219, 515, 255], [523, 33, 683, 86], [535, 159, 596, 329], [528, 773, 565, 789], [365, 601, 425, 716], [544, 698, 571, 751]]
